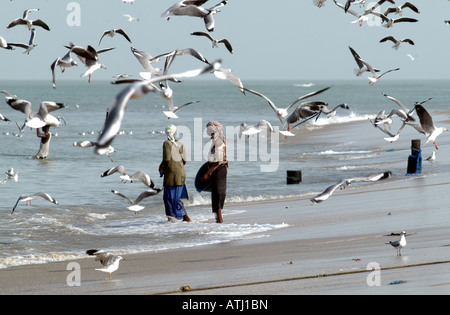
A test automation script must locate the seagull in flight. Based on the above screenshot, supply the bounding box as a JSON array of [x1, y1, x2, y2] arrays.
[[311, 172, 392, 204], [99, 29, 132, 46], [66, 43, 114, 83], [51, 46, 78, 88], [110, 189, 161, 214], [7, 9, 50, 31], [11, 192, 59, 214], [379, 36, 415, 50], [415, 104, 448, 150], [349, 46, 399, 85], [191, 31, 233, 53], [243, 86, 331, 129], [9, 28, 37, 54], [95, 60, 221, 153], [101, 165, 158, 189], [162, 0, 228, 32], [86, 249, 124, 280], [384, 2, 420, 16]]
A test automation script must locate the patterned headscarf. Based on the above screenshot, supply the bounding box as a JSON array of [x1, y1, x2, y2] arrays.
[[206, 121, 227, 161], [165, 124, 178, 146]]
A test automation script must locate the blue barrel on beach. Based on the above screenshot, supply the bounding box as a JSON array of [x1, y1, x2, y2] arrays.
[[195, 162, 212, 192], [407, 139, 422, 175], [287, 170, 302, 184]]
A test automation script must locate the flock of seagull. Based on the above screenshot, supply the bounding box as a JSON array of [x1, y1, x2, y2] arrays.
[[0, 0, 447, 275]]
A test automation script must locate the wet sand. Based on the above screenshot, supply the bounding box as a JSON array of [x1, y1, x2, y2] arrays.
[[2, 169, 450, 295]]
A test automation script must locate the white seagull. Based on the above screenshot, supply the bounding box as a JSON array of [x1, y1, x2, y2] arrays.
[[9, 28, 37, 54], [313, 0, 327, 8], [386, 231, 407, 256], [239, 120, 274, 138], [11, 192, 59, 214], [51, 46, 78, 88], [163, 100, 200, 119], [349, 46, 380, 76], [73, 141, 116, 162], [213, 68, 245, 94], [311, 171, 392, 204], [191, 31, 233, 53], [380, 36, 415, 50], [162, 0, 228, 32], [372, 12, 419, 28], [415, 104, 448, 150], [99, 29, 132, 46], [7, 9, 50, 31], [426, 151, 436, 162], [0, 35, 14, 50], [86, 249, 124, 280], [1, 90, 65, 128], [94, 60, 221, 153], [66, 43, 114, 83], [123, 14, 139, 22], [349, 47, 399, 85], [110, 189, 160, 214], [101, 165, 158, 189], [243, 86, 331, 130], [384, 2, 420, 16]]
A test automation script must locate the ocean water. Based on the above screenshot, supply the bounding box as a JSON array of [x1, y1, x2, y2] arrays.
[[0, 79, 449, 268]]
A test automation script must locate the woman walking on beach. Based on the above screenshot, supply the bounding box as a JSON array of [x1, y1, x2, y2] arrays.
[[34, 125, 52, 159], [203, 121, 228, 223], [159, 124, 191, 222]]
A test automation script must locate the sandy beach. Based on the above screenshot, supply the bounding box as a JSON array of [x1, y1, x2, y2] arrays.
[[2, 164, 450, 296]]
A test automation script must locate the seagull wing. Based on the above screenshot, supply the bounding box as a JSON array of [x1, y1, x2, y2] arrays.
[[134, 189, 160, 204], [311, 180, 348, 204], [286, 86, 331, 111], [415, 104, 436, 136], [110, 189, 134, 205], [101, 165, 127, 177]]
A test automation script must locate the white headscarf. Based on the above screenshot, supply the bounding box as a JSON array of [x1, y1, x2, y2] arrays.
[[165, 124, 178, 146]]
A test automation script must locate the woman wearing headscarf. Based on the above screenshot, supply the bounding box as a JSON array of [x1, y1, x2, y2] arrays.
[[203, 121, 228, 223], [159, 124, 191, 222]]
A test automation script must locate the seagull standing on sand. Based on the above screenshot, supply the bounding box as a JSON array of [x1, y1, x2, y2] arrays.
[[162, 0, 228, 32], [386, 231, 407, 256], [191, 31, 233, 53], [11, 192, 59, 214], [110, 189, 161, 214], [415, 104, 448, 150], [379, 36, 415, 50], [86, 250, 124, 280], [311, 172, 392, 204]]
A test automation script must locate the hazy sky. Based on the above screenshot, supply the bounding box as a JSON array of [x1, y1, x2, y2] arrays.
[[1, 0, 449, 82]]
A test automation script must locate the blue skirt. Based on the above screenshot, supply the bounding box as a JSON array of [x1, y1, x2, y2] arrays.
[[163, 185, 188, 220]]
